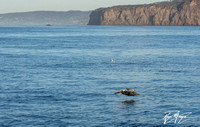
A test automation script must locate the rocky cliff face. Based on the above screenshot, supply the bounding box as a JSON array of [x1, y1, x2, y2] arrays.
[[88, 0, 200, 26]]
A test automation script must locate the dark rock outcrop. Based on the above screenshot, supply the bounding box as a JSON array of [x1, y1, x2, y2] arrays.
[[88, 0, 200, 26]]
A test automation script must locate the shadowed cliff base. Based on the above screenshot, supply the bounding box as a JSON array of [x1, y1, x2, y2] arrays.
[[88, 0, 200, 26]]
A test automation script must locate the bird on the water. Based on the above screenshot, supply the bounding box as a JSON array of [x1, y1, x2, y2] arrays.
[[114, 88, 139, 96], [110, 58, 114, 62]]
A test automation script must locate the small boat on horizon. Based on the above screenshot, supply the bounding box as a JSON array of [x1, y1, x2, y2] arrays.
[[46, 24, 52, 26]]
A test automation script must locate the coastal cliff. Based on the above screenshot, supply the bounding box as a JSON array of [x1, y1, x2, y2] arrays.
[[88, 0, 200, 26]]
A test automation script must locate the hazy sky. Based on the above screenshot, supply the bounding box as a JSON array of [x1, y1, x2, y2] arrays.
[[0, 0, 166, 14]]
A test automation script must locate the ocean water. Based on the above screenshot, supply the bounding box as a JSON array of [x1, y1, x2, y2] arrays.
[[0, 26, 200, 127]]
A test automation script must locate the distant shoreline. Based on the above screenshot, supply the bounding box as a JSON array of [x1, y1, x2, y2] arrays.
[[0, 10, 91, 26]]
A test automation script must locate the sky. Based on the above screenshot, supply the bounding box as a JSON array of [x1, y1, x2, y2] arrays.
[[0, 0, 167, 14]]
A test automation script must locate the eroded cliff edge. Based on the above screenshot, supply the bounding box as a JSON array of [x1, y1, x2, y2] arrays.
[[88, 0, 200, 26]]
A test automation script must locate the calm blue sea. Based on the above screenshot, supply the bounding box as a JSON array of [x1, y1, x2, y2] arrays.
[[0, 26, 200, 127]]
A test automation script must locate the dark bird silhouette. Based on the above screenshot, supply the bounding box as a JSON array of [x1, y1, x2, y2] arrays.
[[114, 88, 139, 96]]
